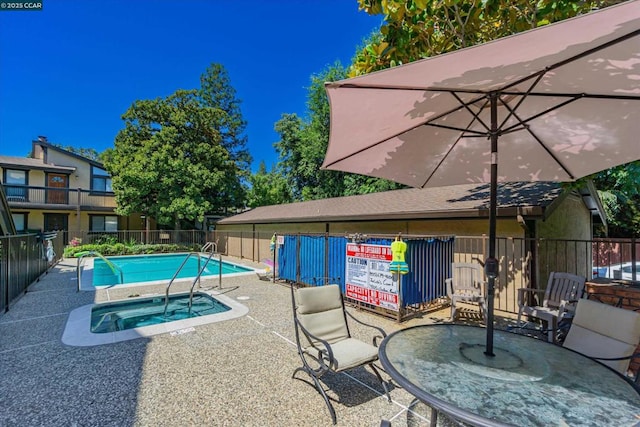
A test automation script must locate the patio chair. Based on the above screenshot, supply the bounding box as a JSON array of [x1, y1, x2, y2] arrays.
[[290, 284, 390, 424], [563, 298, 640, 380], [446, 263, 487, 321], [517, 272, 586, 343]]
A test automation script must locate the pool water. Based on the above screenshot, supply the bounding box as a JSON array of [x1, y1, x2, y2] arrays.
[[91, 292, 231, 333], [92, 253, 253, 286]]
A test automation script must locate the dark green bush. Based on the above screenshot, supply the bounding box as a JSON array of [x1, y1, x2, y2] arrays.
[[63, 243, 199, 258]]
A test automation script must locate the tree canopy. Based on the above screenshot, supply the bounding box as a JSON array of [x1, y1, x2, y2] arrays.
[[272, 63, 403, 202], [245, 161, 292, 208], [103, 64, 250, 228], [351, 0, 625, 75]]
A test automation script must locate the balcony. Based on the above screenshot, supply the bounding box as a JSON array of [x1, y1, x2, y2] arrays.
[[3, 184, 116, 210]]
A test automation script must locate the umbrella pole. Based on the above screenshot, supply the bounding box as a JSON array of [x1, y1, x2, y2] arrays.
[[485, 93, 499, 357]]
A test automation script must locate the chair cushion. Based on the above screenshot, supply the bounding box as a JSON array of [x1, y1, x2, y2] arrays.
[[299, 307, 350, 345], [305, 338, 379, 372], [564, 324, 636, 373], [563, 299, 640, 373], [295, 285, 349, 345], [571, 299, 640, 344], [296, 285, 343, 314]]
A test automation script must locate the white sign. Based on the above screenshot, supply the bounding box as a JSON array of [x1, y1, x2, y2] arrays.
[[345, 243, 399, 311]]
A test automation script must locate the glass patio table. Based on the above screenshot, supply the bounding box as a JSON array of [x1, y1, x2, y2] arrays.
[[379, 324, 640, 427]]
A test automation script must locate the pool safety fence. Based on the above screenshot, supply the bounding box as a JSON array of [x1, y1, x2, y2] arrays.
[[1, 232, 64, 313], [275, 234, 455, 322], [211, 230, 638, 318], [61, 230, 208, 247]]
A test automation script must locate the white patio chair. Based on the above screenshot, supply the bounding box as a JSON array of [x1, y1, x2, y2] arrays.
[[446, 263, 487, 322], [517, 272, 585, 342]]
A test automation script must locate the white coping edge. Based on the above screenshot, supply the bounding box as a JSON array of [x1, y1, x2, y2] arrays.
[[79, 253, 263, 291], [62, 289, 249, 347]]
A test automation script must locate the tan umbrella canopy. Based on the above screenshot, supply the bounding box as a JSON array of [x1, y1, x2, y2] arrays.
[[322, 0, 640, 355]]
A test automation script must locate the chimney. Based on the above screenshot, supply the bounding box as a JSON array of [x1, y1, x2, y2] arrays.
[[31, 136, 47, 160]]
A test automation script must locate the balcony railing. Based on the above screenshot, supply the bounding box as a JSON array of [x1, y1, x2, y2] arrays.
[[3, 185, 116, 209]]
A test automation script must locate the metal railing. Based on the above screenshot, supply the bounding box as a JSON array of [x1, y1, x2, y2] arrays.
[[210, 230, 639, 316], [3, 184, 116, 208], [0, 232, 63, 313], [162, 251, 218, 316], [163, 252, 200, 316], [63, 230, 207, 247], [75, 251, 124, 291]]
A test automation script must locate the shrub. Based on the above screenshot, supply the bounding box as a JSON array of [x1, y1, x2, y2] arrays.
[[63, 242, 197, 258]]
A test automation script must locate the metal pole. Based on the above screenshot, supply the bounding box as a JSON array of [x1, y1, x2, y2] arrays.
[[485, 93, 499, 357], [219, 253, 223, 289], [272, 233, 277, 283], [632, 237, 637, 281], [197, 255, 201, 289]]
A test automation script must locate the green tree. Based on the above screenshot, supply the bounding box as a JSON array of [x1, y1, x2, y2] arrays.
[[104, 88, 245, 229], [351, 0, 623, 76], [274, 63, 403, 201], [246, 161, 293, 208], [592, 162, 640, 236], [197, 63, 252, 208], [198, 64, 251, 171]]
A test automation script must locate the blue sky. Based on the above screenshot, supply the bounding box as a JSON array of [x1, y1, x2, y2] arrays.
[[0, 1, 382, 171]]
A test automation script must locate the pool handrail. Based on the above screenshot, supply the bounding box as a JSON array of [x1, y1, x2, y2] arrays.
[[187, 251, 220, 314], [75, 251, 124, 291], [163, 252, 201, 316], [201, 242, 217, 253]]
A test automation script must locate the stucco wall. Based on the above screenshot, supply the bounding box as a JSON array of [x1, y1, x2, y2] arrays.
[[214, 192, 596, 314], [44, 150, 91, 189], [536, 193, 593, 282]]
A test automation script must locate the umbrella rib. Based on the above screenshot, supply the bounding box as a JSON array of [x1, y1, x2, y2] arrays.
[[332, 28, 640, 98], [499, 27, 640, 94], [451, 92, 492, 133], [501, 96, 581, 134], [323, 92, 492, 168], [500, 102, 575, 180], [499, 91, 640, 101], [497, 73, 546, 132], [426, 123, 487, 136], [419, 114, 481, 188]]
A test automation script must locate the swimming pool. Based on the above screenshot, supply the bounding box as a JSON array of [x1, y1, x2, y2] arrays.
[[91, 292, 231, 333], [62, 289, 249, 346], [85, 253, 254, 288]]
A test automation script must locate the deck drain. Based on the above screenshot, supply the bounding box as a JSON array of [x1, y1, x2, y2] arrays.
[[237, 296, 250, 300]]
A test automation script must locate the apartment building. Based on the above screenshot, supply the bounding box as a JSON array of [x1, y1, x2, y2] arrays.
[[0, 137, 144, 238]]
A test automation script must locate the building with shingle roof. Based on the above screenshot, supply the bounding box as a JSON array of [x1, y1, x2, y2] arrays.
[[216, 181, 605, 240]]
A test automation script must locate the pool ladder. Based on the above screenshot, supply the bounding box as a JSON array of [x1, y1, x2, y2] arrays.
[[163, 250, 221, 317], [76, 251, 124, 292], [201, 242, 217, 253]]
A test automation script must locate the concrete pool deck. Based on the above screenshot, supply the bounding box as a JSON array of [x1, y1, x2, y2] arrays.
[[0, 256, 510, 426]]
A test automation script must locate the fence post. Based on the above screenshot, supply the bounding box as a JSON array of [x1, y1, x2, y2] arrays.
[[272, 233, 277, 283], [632, 237, 637, 281], [324, 233, 329, 286], [76, 188, 82, 231], [296, 233, 301, 284]]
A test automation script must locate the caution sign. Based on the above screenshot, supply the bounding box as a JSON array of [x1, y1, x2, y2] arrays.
[[345, 243, 399, 311]]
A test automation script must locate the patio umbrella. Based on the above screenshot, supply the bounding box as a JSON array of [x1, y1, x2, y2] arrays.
[[321, 1, 640, 356]]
